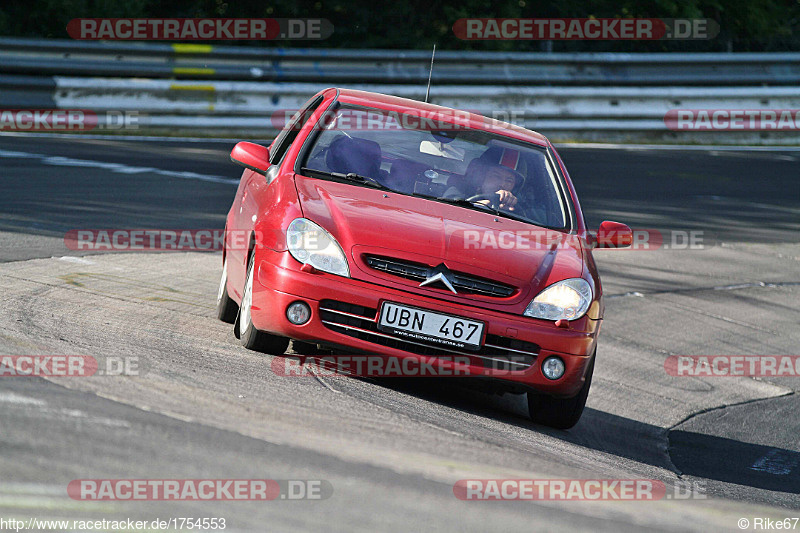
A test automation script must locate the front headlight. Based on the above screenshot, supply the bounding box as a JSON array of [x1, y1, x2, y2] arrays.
[[286, 218, 350, 277], [524, 278, 592, 321]]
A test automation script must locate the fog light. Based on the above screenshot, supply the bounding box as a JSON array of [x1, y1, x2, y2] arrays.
[[541, 357, 565, 380], [286, 302, 311, 325]]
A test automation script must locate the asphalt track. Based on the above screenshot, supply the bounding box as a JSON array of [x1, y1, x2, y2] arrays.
[[0, 134, 798, 531]]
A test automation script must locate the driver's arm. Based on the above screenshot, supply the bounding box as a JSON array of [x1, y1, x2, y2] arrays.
[[476, 189, 517, 210], [496, 189, 517, 209]]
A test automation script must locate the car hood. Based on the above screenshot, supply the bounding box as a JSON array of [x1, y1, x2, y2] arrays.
[[294, 175, 584, 305]]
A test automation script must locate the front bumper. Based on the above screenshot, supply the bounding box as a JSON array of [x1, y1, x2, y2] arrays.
[[250, 248, 598, 397]]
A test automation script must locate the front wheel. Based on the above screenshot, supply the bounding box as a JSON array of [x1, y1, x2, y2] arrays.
[[527, 354, 594, 430], [236, 250, 290, 355], [216, 257, 239, 323]]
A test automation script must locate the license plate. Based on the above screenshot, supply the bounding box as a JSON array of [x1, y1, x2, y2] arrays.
[[378, 302, 484, 351]]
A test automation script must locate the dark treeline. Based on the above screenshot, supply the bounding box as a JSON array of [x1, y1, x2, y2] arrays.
[[1, 0, 798, 51]]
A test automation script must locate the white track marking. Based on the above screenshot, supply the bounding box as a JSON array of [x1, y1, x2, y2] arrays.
[[0, 392, 130, 428], [0, 131, 239, 142], [0, 392, 47, 406], [2, 132, 799, 151], [0, 149, 238, 185], [556, 142, 800, 152], [56, 256, 96, 265]]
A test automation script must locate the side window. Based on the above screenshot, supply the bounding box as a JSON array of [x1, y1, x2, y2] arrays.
[[269, 96, 324, 165]]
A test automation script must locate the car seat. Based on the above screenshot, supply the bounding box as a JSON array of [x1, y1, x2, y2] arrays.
[[325, 136, 382, 179]]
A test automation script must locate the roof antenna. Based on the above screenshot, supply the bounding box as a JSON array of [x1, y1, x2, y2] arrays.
[[424, 44, 436, 103]]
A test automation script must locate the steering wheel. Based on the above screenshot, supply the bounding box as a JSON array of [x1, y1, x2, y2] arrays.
[[466, 193, 502, 210]]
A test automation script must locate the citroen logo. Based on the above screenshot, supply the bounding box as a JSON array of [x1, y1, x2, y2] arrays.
[[419, 263, 458, 294]]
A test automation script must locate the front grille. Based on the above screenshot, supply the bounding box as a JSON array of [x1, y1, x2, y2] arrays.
[[318, 299, 538, 371], [364, 255, 515, 298]]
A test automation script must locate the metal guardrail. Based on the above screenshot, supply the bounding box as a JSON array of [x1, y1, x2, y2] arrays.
[[1, 38, 799, 143], [27, 77, 796, 144], [2, 37, 800, 85], [0, 75, 56, 107], [49, 78, 800, 118]]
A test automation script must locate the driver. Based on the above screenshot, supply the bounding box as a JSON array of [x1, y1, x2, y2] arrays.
[[476, 161, 519, 211], [445, 146, 523, 211]]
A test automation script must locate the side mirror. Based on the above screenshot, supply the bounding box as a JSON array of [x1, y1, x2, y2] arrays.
[[230, 142, 270, 175], [595, 221, 632, 248]]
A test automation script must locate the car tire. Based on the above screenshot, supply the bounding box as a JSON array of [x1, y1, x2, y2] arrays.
[[527, 353, 595, 430], [216, 257, 239, 323], [237, 249, 290, 355]]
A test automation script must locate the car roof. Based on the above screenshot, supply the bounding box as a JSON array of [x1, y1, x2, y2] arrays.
[[332, 88, 549, 147]]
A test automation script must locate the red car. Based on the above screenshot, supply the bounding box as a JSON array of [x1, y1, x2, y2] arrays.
[[217, 88, 631, 429]]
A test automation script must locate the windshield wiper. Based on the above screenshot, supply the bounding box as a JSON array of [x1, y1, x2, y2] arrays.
[[425, 194, 532, 224], [431, 196, 500, 216], [300, 167, 391, 191]]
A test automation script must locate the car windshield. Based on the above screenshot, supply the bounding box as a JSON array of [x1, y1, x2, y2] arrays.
[[300, 105, 569, 230]]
